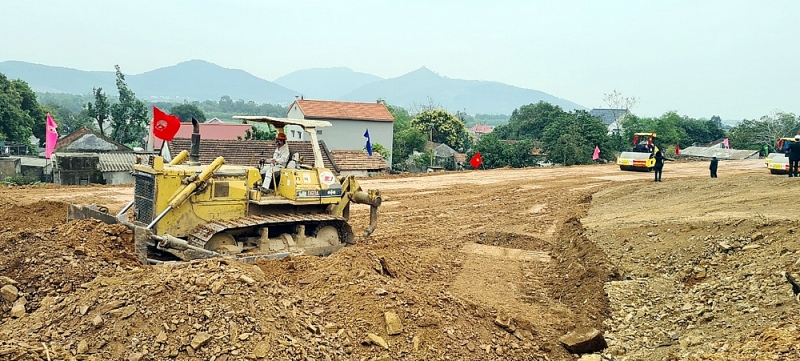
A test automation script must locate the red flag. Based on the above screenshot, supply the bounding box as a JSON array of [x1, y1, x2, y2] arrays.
[[469, 152, 483, 168], [152, 106, 181, 141], [675, 144, 680, 155]]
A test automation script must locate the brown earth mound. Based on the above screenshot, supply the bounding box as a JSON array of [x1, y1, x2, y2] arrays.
[[3, 160, 798, 360]]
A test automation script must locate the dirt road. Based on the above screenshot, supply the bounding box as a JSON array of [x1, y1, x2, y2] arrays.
[[1, 158, 798, 360]]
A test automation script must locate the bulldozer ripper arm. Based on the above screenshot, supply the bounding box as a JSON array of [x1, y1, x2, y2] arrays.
[[330, 176, 382, 237]]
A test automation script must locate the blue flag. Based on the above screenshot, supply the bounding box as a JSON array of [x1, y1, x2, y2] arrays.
[[364, 129, 373, 156]]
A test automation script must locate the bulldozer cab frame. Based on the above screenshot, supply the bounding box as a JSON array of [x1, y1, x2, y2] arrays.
[[233, 116, 331, 169]]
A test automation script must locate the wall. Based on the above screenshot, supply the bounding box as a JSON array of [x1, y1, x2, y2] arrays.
[[103, 171, 135, 185], [54, 155, 105, 185], [0, 158, 21, 179], [21, 165, 44, 181]]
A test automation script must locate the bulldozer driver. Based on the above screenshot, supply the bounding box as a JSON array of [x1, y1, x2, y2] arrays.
[[260, 132, 290, 192]]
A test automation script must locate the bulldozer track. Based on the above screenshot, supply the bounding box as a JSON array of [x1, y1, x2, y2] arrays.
[[187, 213, 349, 249]]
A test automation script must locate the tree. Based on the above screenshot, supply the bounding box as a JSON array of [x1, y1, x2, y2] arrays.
[[469, 134, 537, 169], [365, 142, 390, 160], [603, 89, 638, 134], [493, 101, 566, 140], [169, 103, 206, 123], [728, 112, 800, 151], [85, 87, 110, 136], [44, 103, 95, 135], [388, 104, 425, 166], [0, 73, 46, 152], [410, 109, 469, 151], [109, 65, 148, 146], [12, 79, 47, 145], [541, 110, 609, 165], [239, 122, 276, 140]]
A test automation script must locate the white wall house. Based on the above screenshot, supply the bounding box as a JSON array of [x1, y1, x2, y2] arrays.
[[286, 99, 395, 165], [589, 108, 629, 135]]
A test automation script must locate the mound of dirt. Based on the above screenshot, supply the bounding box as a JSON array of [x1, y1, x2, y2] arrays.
[[0, 200, 68, 232], [0, 218, 138, 317], [4, 160, 785, 361]]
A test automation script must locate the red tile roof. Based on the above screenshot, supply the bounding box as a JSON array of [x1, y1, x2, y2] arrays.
[[291, 100, 394, 122], [169, 138, 338, 172], [329, 150, 389, 171], [470, 124, 494, 134], [54, 127, 130, 152], [172, 123, 253, 140]]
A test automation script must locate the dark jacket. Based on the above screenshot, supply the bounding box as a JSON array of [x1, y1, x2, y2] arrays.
[[710, 158, 718, 170], [789, 141, 800, 161], [654, 151, 665, 168]]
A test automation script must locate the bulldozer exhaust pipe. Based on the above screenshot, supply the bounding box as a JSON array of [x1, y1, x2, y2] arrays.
[[189, 117, 200, 165]]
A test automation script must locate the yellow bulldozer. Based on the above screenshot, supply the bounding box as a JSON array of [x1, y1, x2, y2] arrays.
[[67, 116, 382, 264]]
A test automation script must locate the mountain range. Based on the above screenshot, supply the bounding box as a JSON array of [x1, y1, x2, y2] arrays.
[[0, 59, 586, 115]]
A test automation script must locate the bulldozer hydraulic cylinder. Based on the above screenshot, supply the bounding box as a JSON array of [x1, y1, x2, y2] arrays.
[[351, 190, 382, 207], [153, 234, 220, 257], [169, 150, 190, 165], [168, 156, 225, 209]]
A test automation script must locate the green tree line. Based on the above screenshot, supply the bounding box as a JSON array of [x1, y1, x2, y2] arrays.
[[2, 68, 797, 169]]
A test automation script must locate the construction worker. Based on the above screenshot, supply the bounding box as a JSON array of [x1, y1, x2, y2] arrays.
[[788, 135, 800, 177], [260, 132, 290, 191], [653, 148, 672, 182], [709, 156, 718, 178]]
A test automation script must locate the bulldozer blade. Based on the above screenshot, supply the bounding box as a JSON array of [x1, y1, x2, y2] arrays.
[[68, 203, 152, 265], [67, 203, 122, 225]]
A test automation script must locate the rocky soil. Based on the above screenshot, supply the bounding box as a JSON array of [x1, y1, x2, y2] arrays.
[[0, 159, 798, 361]]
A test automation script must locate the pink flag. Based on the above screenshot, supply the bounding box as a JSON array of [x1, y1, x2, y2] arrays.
[[722, 138, 730, 149], [592, 145, 600, 160], [45, 113, 59, 159]]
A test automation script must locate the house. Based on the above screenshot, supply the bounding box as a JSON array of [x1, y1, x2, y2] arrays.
[[423, 141, 464, 170], [286, 99, 395, 165], [469, 124, 494, 138], [52, 127, 139, 185], [589, 108, 629, 135], [329, 150, 389, 177], [169, 138, 339, 172]]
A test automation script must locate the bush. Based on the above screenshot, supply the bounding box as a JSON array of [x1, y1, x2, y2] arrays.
[[3, 175, 42, 186]]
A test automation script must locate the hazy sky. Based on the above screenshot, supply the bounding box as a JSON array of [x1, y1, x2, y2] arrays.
[[2, 0, 798, 119]]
